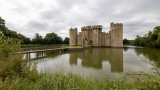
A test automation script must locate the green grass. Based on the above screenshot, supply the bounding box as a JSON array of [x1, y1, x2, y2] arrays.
[[21, 44, 68, 48], [0, 72, 160, 90], [66, 46, 83, 49], [21, 44, 69, 51]]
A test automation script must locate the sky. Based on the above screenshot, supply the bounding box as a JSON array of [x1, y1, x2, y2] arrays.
[[0, 0, 160, 40]]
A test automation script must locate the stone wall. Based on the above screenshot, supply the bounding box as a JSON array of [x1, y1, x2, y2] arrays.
[[101, 32, 105, 46], [105, 33, 111, 46], [104, 33, 111, 46], [77, 32, 82, 45]]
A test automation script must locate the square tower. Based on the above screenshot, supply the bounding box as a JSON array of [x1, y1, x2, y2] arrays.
[[69, 28, 77, 46], [110, 22, 123, 47]]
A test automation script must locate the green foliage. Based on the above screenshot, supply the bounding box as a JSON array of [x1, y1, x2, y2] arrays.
[[0, 16, 31, 44], [0, 72, 160, 90], [133, 26, 160, 47], [0, 36, 20, 59], [123, 39, 134, 45], [64, 37, 69, 44], [133, 26, 160, 48], [0, 17, 7, 34], [44, 32, 63, 44], [17, 34, 31, 44], [123, 38, 130, 44], [31, 33, 43, 44], [31, 32, 64, 44], [1, 17, 66, 45], [0, 35, 37, 81]]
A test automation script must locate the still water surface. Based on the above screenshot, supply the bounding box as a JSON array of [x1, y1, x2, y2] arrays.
[[24, 46, 160, 80]]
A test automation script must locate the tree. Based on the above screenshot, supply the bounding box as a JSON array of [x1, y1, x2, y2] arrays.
[[0, 17, 31, 44], [0, 17, 18, 38], [0, 17, 7, 33], [156, 32, 160, 47], [17, 34, 31, 44], [123, 39, 129, 44], [44, 32, 63, 44], [64, 37, 69, 44], [31, 33, 43, 44], [133, 26, 160, 48]]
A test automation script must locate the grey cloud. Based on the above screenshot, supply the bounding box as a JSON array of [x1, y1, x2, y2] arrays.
[[0, 0, 160, 39], [56, 0, 86, 8], [40, 10, 62, 20], [26, 20, 49, 30]]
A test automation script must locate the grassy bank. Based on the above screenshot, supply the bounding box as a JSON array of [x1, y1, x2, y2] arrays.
[[0, 72, 160, 90], [21, 44, 68, 48], [21, 44, 69, 51]]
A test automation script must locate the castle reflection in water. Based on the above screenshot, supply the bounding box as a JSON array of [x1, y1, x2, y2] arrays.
[[69, 48, 123, 73], [26, 48, 124, 73], [24, 46, 160, 80]]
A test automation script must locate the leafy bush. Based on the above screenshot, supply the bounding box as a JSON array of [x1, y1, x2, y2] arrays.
[[0, 35, 38, 81]]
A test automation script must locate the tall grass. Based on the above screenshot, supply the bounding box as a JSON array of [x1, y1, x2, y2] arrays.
[[0, 72, 160, 90]]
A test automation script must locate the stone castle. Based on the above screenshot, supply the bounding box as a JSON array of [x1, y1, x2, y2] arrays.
[[69, 22, 123, 47]]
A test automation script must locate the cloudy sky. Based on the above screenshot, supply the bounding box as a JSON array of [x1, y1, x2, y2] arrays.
[[0, 0, 160, 39]]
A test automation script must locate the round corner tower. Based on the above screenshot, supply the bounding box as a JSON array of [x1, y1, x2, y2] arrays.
[[69, 28, 77, 46]]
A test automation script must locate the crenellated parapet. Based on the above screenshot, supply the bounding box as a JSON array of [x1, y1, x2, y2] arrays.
[[81, 25, 102, 31], [81, 26, 92, 31], [110, 22, 123, 28], [92, 25, 102, 30], [70, 28, 77, 31]]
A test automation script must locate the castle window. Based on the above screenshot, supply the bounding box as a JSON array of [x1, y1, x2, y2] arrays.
[[118, 34, 119, 38]]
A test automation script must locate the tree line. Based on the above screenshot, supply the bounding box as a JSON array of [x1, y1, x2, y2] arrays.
[[0, 17, 69, 45], [123, 26, 160, 48], [31, 33, 69, 44]]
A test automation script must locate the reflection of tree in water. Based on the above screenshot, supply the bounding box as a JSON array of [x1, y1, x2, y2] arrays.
[[135, 48, 160, 68], [29, 51, 64, 61], [69, 48, 123, 73], [123, 47, 129, 52]]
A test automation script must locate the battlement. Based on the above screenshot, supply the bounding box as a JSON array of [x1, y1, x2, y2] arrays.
[[81, 25, 102, 31], [92, 25, 102, 29], [110, 22, 123, 27], [70, 28, 77, 31], [81, 26, 92, 31]]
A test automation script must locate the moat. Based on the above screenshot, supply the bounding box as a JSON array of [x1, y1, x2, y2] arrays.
[[24, 46, 160, 80]]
